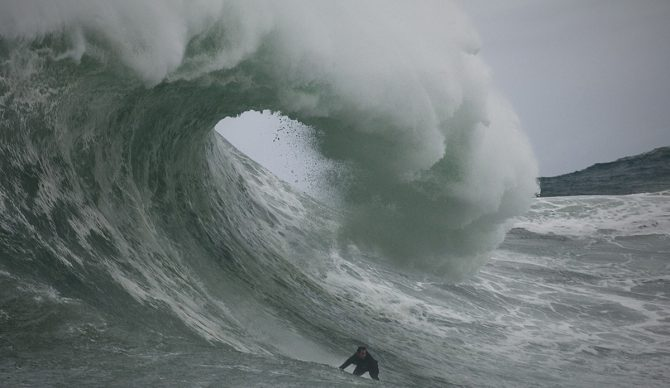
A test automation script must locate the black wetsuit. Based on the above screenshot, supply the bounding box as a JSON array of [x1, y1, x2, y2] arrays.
[[339, 352, 379, 380]]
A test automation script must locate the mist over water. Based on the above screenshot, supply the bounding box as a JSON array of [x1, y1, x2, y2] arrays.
[[215, 111, 342, 203], [2, 1, 667, 387]]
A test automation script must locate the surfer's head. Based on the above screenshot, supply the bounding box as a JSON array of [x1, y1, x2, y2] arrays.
[[356, 346, 367, 358]]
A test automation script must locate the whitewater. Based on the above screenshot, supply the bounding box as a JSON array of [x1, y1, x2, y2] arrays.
[[1, 1, 668, 387]]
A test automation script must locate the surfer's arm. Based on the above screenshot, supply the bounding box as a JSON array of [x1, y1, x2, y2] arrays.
[[339, 355, 355, 370]]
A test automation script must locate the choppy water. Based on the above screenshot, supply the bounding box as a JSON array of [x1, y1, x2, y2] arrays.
[[1, 1, 668, 387], [2, 133, 668, 387]]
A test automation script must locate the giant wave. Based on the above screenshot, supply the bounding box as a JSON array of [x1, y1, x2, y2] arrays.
[[0, 0, 538, 274], [0, 1, 536, 385], [5, 2, 667, 388]]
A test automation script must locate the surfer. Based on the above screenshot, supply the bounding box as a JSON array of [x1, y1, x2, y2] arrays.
[[339, 346, 380, 380]]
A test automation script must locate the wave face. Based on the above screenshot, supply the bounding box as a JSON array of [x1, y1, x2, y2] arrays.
[[9, 2, 649, 387]]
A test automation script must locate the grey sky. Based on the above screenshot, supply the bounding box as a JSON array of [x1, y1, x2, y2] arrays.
[[463, 0, 670, 176]]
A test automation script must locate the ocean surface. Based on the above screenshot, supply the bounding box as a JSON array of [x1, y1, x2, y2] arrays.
[[1, 2, 669, 387]]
